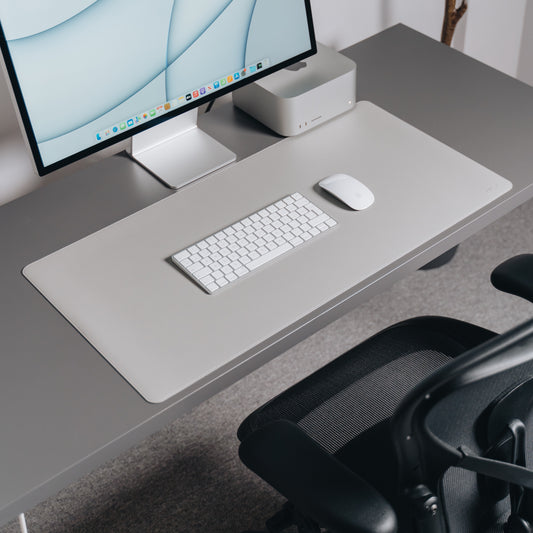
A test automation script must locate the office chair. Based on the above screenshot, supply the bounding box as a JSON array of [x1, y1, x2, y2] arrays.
[[238, 254, 533, 533]]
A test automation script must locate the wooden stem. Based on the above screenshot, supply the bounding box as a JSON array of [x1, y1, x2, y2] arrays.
[[441, 0, 468, 46]]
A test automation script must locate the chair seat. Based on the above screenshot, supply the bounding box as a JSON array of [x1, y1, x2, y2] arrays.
[[238, 316, 496, 532]]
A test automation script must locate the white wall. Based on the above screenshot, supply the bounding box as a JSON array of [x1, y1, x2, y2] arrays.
[[0, 66, 17, 136], [518, 0, 533, 85], [0, 1, 531, 205], [310, 0, 444, 51], [310, 0, 530, 79], [463, 0, 528, 77]]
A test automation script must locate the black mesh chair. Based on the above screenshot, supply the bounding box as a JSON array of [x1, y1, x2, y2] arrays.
[[238, 254, 533, 533]]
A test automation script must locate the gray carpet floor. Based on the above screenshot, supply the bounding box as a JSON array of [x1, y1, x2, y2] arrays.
[[2, 197, 533, 533]]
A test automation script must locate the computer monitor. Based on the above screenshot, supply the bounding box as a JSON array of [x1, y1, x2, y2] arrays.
[[0, 0, 316, 188]]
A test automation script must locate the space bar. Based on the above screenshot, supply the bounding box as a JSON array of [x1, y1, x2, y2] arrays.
[[247, 242, 293, 271]]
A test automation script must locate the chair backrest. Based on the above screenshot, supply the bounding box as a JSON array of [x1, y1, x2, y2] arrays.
[[391, 317, 533, 532]]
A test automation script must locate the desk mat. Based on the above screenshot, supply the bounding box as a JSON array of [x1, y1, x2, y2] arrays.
[[23, 102, 512, 403]]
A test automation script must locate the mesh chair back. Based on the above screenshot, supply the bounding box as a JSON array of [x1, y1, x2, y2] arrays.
[[391, 318, 533, 532]]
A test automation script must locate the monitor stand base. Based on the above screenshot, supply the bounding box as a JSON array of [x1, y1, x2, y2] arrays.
[[129, 109, 236, 190]]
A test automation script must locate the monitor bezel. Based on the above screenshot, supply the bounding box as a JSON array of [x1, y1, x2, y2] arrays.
[[0, 1, 317, 177]]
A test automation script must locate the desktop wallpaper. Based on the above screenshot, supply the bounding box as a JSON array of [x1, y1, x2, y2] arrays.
[[0, 0, 312, 168]]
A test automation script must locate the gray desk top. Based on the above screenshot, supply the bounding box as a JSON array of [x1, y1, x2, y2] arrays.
[[1, 24, 533, 523]]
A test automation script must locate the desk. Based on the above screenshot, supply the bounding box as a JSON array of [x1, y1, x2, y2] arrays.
[[1, 24, 533, 524]]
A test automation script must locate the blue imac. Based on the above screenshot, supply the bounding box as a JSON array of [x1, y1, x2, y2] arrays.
[[0, 0, 316, 188]]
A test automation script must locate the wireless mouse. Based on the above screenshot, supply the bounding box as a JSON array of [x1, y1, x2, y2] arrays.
[[318, 173, 375, 210]]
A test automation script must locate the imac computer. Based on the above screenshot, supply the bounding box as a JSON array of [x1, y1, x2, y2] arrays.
[[0, 0, 316, 188]]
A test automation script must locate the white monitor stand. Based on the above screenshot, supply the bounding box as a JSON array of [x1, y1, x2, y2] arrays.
[[129, 109, 236, 190]]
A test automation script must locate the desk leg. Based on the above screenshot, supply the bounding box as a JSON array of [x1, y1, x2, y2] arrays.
[[420, 246, 459, 270]]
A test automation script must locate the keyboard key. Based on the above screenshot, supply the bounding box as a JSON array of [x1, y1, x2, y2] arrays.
[[194, 266, 212, 279], [309, 213, 330, 227], [188, 262, 203, 274], [202, 274, 215, 285], [174, 250, 190, 261]]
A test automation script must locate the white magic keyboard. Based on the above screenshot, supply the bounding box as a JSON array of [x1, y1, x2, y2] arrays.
[[171, 193, 337, 294]]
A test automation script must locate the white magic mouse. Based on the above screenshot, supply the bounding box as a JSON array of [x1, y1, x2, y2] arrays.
[[318, 173, 375, 210]]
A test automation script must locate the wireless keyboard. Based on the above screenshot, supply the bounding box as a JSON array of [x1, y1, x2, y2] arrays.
[[171, 193, 337, 294]]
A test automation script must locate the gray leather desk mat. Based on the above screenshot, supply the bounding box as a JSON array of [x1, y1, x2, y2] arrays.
[[23, 102, 511, 403]]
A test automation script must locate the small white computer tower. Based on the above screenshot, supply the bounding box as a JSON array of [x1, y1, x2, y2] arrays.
[[232, 43, 356, 136]]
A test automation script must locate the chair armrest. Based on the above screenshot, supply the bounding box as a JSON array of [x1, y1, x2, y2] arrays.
[[491, 254, 533, 303], [239, 420, 397, 533]]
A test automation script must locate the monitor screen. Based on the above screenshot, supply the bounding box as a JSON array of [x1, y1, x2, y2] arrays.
[[0, 0, 316, 176]]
